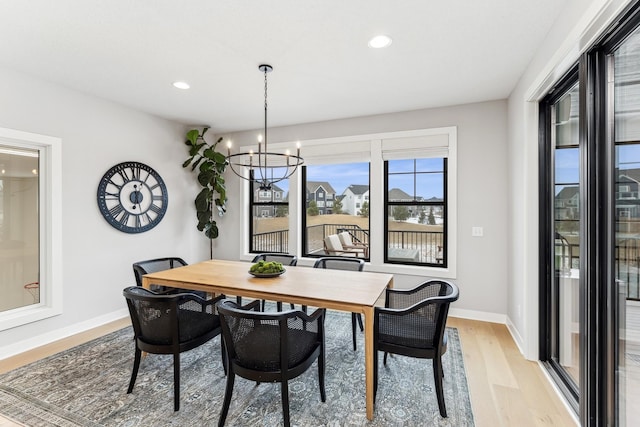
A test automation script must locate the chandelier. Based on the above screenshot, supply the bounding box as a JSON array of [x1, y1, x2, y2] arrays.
[[226, 64, 303, 191]]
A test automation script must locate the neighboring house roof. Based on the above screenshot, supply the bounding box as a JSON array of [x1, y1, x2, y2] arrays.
[[555, 186, 579, 200], [344, 184, 369, 196], [618, 168, 640, 183], [388, 188, 413, 201], [306, 181, 336, 195]]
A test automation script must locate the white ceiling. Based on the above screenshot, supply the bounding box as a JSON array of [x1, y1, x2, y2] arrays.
[[0, 0, 567, 133]]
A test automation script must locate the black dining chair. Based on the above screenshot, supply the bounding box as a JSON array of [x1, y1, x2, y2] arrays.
[[216, 299, 326, 427], [132, 257, 206, 298], [248, 253, 298, 310], [123, 286, 226, 411], [313, 256, 365, 351], [373, 280, 459, 417]]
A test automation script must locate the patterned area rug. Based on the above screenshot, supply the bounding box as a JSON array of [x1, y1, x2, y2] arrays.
[[0, 309, 474, 426]]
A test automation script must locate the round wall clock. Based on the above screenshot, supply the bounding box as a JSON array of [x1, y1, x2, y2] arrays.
[[97, 161, 168, 233]]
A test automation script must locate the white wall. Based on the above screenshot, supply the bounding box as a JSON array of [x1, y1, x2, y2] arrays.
[[216, 100, 509, 321], [0, 66, 210, 357], [506, 0, 634, 359]]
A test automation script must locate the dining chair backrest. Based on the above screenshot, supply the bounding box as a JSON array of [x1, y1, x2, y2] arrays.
[[132, 257, 187, 287], [251, 253, 298, 266], [313, 256, 364, 271]]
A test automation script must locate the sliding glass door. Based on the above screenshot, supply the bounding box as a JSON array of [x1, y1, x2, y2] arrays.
[[613, 24, 640, 426], [540, 5, 640, 425]]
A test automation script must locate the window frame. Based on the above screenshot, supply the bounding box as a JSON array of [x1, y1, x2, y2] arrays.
[[384, 158, 448, 267], [248, 170, 290, 254], [0, 127, 62, 331]]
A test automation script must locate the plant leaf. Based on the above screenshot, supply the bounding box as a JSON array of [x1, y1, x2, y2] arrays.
[[198, 169, 215, 187], [205, 223, 219, 239], [191, 157, 203, 171], [195, 188, 211, 211], [213, 152, 226, 164], [186, 129, 200, 145]]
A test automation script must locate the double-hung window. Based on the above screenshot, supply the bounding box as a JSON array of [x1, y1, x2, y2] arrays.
[[249, 169, 289, 253], [385, 158, 447, 266]]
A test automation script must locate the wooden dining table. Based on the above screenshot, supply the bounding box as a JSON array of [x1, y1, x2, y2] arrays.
[[141, 258, 393, 420]]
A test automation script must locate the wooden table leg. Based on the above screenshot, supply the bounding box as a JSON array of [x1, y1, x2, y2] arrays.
[[364, 305, 375, 420]]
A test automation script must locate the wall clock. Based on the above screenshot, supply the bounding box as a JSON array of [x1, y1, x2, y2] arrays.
[[97, 161, 168, 233]]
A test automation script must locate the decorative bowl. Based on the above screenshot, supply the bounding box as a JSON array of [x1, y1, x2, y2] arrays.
[[248, 268, 286, 278]]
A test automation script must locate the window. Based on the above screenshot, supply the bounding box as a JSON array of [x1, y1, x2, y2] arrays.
[[0, 127, 62, 331], [249, 169, 289, 253], [385, 158, 446, 266], [302, 163, 370, 258], [242, 127, 456, 275]]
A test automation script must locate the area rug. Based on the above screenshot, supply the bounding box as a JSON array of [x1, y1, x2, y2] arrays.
[[0, 309, 474, 426]]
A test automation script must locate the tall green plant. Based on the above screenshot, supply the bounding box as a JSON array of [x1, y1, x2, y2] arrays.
[[182, 127, 227, 240]]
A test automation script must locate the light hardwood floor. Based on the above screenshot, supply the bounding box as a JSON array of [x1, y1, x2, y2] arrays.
[[0, 317, 577, 427]]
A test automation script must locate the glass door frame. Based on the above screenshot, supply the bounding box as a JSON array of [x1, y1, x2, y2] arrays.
[[538, 66, 581, 414]]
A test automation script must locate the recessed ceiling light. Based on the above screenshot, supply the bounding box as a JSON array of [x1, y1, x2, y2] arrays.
[[172, 81, 190, 90], [368, 35, 392, 49]]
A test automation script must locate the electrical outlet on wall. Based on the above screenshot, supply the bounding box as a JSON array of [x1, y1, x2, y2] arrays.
[[472, 226, 483, 237]]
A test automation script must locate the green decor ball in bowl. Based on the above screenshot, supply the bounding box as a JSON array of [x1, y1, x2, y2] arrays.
[[249, 260, 286, 278]]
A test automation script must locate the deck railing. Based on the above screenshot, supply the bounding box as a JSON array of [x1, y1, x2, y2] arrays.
[[252, 229, 289, 253], [254, 224, 444, 264], [556, 236, 640, 301]]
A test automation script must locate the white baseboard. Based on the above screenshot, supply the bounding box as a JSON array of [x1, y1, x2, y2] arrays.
[[0, 308, 129, 360], [448, 307, 507, 324], [505, 315, 526, 356]]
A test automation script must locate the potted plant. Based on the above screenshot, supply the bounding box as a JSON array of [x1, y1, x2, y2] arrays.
[[182, 127, 227, 258]]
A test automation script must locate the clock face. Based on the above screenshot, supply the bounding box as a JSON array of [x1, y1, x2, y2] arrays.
[[97, 162, 168, 233]]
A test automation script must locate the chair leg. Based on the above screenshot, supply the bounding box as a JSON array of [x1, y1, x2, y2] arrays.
[[173, 352, 180, 411], [276, 301, 283, 311], [351, 313, 357, 351], [318, 345, 326, 402], [220, 337, 228, 376], [356, 313, 363, 331], [218, 370, 235, 427], [236, 296, 242, 305], [127, 348, 142, 393], [281, 380, 291, 427], [433, 356, 447, 418], [383, 352, 388, 365]]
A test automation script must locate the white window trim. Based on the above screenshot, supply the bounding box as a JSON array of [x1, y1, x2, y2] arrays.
[[0, 127, 62, 331], [239, 127, 457, 279]]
